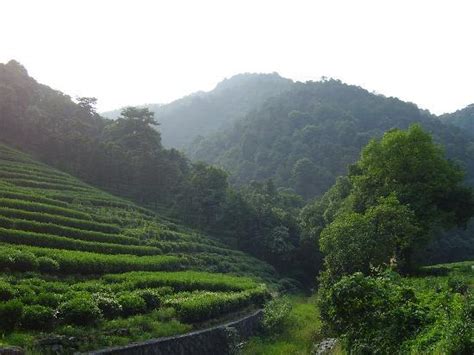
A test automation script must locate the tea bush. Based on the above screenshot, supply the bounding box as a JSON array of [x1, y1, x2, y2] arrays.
[[37, 256, 60, 273], [118, 293, 147, 316], [59, 295, 103, 326], [0, 299, 24, 331], [95, 293, 122, 319], [21, 305, 56, 330], [0, 281, 15, 301]]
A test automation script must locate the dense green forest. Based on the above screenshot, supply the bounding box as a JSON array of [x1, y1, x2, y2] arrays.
[[102, 73, 293, 149], [190, 79, 474, 199]]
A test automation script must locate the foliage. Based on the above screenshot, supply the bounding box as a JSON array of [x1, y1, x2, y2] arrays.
[[0, 61, 188, 207], [244, 295, 323, 355], [0, 299, 24, 331], [37, 256, 59, 273], [320, 195, 420, 279], [58, 295, 103, 326], [319, 271, 428, 353], [0, 144, 274, 351], [118, 293, 147, 316], [311, 126, 474, 278], [261, 297, 292, 334], [318, 264, 474, 354], [0, 281, 15, 301], [94, 293, 122, 319], [190, 79, 474, 200], [21, 305, 55, 330]]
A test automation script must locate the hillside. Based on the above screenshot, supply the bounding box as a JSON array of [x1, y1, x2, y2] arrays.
[[190, 79, 474, 200], [102, 73, 294, 149], [0, 143, 276, 352], [0, 60, 191, 207], [440, 104, 474, 137]]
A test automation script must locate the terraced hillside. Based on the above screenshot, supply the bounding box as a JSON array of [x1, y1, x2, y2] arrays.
[[0, 144, 277, 352]]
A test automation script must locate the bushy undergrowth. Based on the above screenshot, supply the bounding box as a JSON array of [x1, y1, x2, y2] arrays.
[[319, 266, 474, 354], [261, 296, 292, 334]]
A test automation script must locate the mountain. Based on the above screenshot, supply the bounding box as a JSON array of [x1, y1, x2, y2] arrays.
[[102, 73, 294, 149], [0, 61, 316, 284], [0, 143, 275, 352], [189, 79, 474, 200], [440, 104, 474, 137]]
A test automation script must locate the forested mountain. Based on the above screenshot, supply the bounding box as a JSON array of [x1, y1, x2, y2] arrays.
[[190, 79, 474, 200], [440, 104, 474, 137], [102, 73, 294, 149], [0, 60, 189, 206], [2, 60, 473, 279], [0, 61, 310, 282]]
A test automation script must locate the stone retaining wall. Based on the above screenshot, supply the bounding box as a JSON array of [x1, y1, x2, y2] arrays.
[[88, 309, 263, 355]]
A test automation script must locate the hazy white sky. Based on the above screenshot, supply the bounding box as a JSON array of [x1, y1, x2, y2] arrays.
[[1, 0, 473, 114]]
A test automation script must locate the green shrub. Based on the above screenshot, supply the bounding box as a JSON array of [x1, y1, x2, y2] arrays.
[[0, 206, 120, 233], [95, 293, 122, 319], [0, 198, 92, 220], [262, 297, 292, 334], [0, 281, 15, 301], [21, 305, 55, 330], [319, 272, 429, 353], [59, 295, 102, 326], [37, 256, 60, 273], [118, 293, 147, 316], [9, 250, 38, 272], [0, 299, 24, 331], [35, 292, 62, 308], [136, 289, 164, 310], [448, 276, 469, 294], [166, 291, 252, 323], [16, 285, 36, 304]]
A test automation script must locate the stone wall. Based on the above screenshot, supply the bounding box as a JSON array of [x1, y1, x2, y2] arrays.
[[88, 309, 263, 355]]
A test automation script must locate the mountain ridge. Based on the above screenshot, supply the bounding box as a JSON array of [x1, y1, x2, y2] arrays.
[[102, 72, 294, 149]]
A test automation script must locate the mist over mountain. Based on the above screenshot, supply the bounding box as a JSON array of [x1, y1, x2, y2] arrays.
[[102, 73, 294, 149]]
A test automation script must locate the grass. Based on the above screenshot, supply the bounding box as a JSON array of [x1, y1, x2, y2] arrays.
[[243, 295, 324, 355]]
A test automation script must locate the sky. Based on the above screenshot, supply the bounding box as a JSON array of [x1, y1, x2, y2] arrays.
[[1, 0, 474, 114]]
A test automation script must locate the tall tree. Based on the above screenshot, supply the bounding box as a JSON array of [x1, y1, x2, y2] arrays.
[[315, 125, 474, 276]]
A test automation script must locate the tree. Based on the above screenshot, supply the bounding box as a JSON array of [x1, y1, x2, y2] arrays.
[[319, 125, 474, 275], [76, 97, 98, 116], [320, 195, 420, 279], [351, 124, 473, 230], [176, 163, 229, 228]]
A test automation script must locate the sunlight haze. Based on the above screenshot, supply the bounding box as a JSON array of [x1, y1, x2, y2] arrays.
[[1, 0, 473, 114]]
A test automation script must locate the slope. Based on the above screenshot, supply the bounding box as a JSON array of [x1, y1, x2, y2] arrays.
[[0, 143, 276, 352], [440, 103, 474, 137], [190, 79, 474, 200], [102, 73, 294, 149]]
